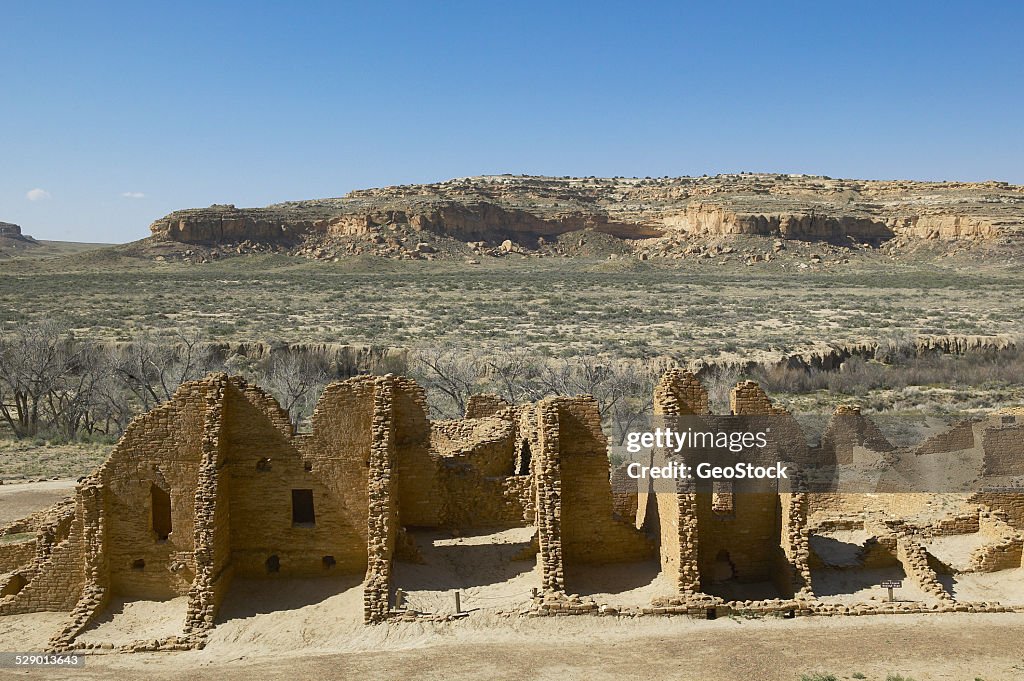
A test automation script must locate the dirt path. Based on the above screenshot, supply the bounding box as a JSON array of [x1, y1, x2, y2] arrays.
[[3, 613, 1023, 681]]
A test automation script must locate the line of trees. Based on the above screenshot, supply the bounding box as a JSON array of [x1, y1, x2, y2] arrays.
[[408, 344, 661, 445], [0, 322, 663, 446], [0, 321, 331, 441]]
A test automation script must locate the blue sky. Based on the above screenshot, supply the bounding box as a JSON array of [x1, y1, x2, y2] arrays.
[[2, 2, 1022, 243]]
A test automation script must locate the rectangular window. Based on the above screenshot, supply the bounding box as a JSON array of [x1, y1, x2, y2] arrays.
[[292, 489, 315, 526]]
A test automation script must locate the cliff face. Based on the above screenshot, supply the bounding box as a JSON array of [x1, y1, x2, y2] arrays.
[[662, 203, 895, 240], [149, 199, 663, 246], [0, 222, 41, 258], [147, 174, 1024, 247]]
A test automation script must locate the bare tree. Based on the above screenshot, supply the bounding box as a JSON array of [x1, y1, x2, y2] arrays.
[[262, 352, 330, 429], [110, 329, 223, 410], [409, 345, 487, 418], [609, 363, 660, 445], [482, 344, 546, 405], [0, 319, 79, 438], [44, 343, 113, 440], [538, 357, 659, 445], [704, 366, 742, 413]]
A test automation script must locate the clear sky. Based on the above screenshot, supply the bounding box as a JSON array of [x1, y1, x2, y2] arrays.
[[2, 2, 1022, 243]]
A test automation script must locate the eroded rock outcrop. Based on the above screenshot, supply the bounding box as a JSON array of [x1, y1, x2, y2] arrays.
[[0, 221, 39, 252], [148, 174, 1024, 248]]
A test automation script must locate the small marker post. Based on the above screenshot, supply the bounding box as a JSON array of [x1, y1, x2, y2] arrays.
[[455, 591, 461, 614], [880, 579, 902, 602]]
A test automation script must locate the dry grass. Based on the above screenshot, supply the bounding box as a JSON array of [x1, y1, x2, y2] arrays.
[[0, 438, 111, 481], [1, 250, 1021, 360]]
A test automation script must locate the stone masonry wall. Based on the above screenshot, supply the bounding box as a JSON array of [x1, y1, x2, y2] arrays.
[[917, 419, 975, 455], [364, 376, 397, 623], [981, 420, 1024, 476], [778, 478, 811, 598], [0, 497, 89, 615], [729, 381, 788, 416], [552, 397, 653, 567], [610, 463, 639, 524], [820, 406, 894, 465], [968, 513, 1023, 572], [969, 492, 1024, 531], [100, 382, 209, 600], [184, 375, 229, 636], [652, 369, 705, 595], [223, 381, 364, 576], [464, 394, 512, 419], [534, 402, 565, 593], [0, 541, 35, 574], [391, 377, 438, 528], [653, 369, 710, 416], [8, 368, 1021, 642], [298, 376, 377, 555]]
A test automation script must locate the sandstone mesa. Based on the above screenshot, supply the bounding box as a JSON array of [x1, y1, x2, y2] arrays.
[[148, 174, 1024, 253]]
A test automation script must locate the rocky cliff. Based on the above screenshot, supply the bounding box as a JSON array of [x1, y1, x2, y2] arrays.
[[148, 174, 1024, 252], [0, 222, 39, 254], [0, 222, 24, 238]]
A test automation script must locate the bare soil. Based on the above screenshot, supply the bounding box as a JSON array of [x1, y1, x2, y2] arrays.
[[0, 478, 77, 526], [2, 612, 1024, 680], [77, 598, 189, 647], [394, 528, 539, 615], [940, 568, 1024, 606], [0, 440, 110, 483], [922, 533, 991, 572]]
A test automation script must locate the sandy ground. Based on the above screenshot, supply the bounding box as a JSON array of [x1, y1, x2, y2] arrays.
[[394, 528, 540, 615], [3, 612, 1024, 680], [76, 597, 189, 647], [394, 529, 679, 613], [922, 533, 990, 572], [208, 576, 365, 649], [566, 560, 675, 607], [2, 535, 1023, 680], [0, 611, 67, 651], [4, 490, 1023, 679], [807, 529, 939, 604], [0, 479, 76, 526], [811, 567, 938, 604], [940, 568, 1024, 606]]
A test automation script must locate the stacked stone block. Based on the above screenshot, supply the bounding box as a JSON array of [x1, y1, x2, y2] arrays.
[[534, 402, 565, 592], [364, 376, 397, 623]]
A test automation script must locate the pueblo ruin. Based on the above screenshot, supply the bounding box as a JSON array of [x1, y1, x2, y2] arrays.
[[1, 370, 1022, 654]]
